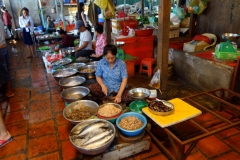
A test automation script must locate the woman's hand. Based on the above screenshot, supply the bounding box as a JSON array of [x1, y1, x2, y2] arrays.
[[90, 53, 98, 58], [101, 85, 108, 96], [114, 94, 122, 103]]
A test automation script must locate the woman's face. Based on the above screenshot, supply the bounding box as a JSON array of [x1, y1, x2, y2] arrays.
[[105, 52, 116, 64], [47, 16, 51, 21], [22, 10, 28, 17]]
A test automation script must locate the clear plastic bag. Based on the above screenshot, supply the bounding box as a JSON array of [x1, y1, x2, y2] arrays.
[[173, 6, 186, 20], [168, 48, 174, 65], [149, 69, 161, 89]]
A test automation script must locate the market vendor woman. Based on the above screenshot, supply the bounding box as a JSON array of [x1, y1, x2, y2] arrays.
[[89, 44, 133, 103]]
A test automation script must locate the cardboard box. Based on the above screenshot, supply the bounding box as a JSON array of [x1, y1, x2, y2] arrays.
[[169, 28, 180, 38], [111, 17, 129, 34]]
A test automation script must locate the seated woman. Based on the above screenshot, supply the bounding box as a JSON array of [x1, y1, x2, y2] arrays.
[[45, 15, 55, 33], [90, 23, 106, 61], [52, 29, 74, 48], [89, 44, 133, 104]]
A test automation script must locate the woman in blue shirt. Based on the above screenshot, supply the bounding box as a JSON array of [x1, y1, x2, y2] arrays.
[[89, 44, 133, 103]]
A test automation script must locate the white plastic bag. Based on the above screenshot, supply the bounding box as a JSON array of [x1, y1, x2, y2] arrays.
[[168, 48, 174, 65], [149, 69, 161, 90]]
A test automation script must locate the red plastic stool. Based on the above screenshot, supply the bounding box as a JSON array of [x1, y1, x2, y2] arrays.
[[139, 58, 155, 76]]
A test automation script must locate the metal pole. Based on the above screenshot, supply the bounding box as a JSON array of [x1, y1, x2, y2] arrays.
[[141, 0, 144, 17], [124, 0, 126, 13], [59, 0, 66, 30], [38, 0, 45, 27], [55, 0, 60, 25]]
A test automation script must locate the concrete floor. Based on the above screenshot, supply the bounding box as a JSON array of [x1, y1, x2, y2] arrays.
[[1, 41, 240, 160]]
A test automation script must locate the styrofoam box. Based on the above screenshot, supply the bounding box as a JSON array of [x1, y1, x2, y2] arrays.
[[149, 90, 157, 99], [169, 28, 180, 38]]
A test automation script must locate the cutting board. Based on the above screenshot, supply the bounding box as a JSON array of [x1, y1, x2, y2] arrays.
[[142, 98, 202, 128]]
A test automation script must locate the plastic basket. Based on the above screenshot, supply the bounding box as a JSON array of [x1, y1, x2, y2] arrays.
[[215, 48, 240, 60]]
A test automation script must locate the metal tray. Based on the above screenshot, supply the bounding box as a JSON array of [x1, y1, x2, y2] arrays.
[[51, 58, 72, 66]]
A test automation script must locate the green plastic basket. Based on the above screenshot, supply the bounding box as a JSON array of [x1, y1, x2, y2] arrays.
[[215, 47, 240, 60]]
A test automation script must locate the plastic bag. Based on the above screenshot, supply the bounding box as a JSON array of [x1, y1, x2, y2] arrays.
[[149, 69, 161, 90], [188, 0, 208, 15], [103, 0, 115, 19], [168, 48, 174, 65], [94, 0, 108, 10], [173, 6, 186, 20]]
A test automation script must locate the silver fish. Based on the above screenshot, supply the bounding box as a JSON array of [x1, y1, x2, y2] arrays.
[[71, 121, 93, 135], [78, 122, 107, 137], [80, 128, 106, 144], [84, 133, 114, 149], [84, 130, 113, 145]]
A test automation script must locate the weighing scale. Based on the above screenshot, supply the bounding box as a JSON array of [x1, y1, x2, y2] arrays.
[[128, 88, 151, 114], [114, 41, 125, 60]]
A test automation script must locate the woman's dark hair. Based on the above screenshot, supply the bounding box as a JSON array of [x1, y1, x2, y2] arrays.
[[94, 23, 103, 34], [46, 15, 51, 19], [21, 7, 29, 15], [1, 6, 7, 11], [103, 44, 117, 56], [79, 2, 84, 12], [57, 29, 67, 35]]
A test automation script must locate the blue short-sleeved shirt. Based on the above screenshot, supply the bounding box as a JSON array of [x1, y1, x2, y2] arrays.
[[95, 58, 128, 94]]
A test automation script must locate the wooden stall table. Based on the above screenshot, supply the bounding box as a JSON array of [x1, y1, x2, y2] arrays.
[[142, 89, 240, 160]]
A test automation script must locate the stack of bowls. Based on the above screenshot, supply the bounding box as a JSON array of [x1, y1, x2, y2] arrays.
[[116, 112, 147, 137], [97, 103, 122, 124], [63, 100, 99, 124]]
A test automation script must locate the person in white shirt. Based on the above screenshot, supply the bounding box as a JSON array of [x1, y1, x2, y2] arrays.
[[74, 20, 94, 58], [19, 7, 35, 58]]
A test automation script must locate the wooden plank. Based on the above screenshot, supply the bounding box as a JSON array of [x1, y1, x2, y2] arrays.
[[157, 0, 170, 97], [83, 134, 151, 160]]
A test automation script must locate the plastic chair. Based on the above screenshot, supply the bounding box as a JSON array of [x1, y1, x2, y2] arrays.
[[139, 58, 155, 76]]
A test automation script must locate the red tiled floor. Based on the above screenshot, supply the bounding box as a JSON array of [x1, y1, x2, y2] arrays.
[[186, 151, 208, 160], [53, 102, 65, 113], [213, 151, 240, 160], [29, 152, 60, 160], [29, 119, 56, 138], [13, 87, 30, 94], [144, 153, 169, 160], [55, 112, 69, 126], [58, 123, 72, 141], [29, 99, 51, 112], [31, 75, 46, 82], [0, 135, 27, 158], [6, 121, 28, 136], [61, 140, 81, 160], [31, 85, 49, 95], [8, 100, 28, 112], [1, 154, 26, 160], [193, 112, 217, 124], [32, 79, 48, 88], [52, 94, 64, 103], [9, 93, 30, 103], [31, 92, 50, 101], [134, 142, 161, 160], [16, 69, 30, 74], [28, 134, 58, 158], [51, 87, 62, 95], [15, 73, 30, 80], [217, 128, 240, 139], [29, 109, 53, 124], [49, 81, 60, 88], [4, 110, 29, 124], [197, 135, 231, 158], [224, 134, 240, 152]]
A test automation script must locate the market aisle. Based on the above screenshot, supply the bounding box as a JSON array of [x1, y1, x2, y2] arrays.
[[1, 41, 240, 160]]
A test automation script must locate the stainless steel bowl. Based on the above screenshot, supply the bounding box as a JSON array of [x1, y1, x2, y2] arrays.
[[128, 88, 151, 99], [76, 57, 90, 63], [148, 100, 174, 116], [61, 86, 90, 103], [114, 41, 125, 48], [98, 103, 122, 117], [65, 63, 86, 70], [87, 61, 99, 66], [59, 76, 86, 89], [52, 68, 78, 82], [78, 65, 97, 79], [70, 119, 116, 155], [63, 100, 99, 124], [51, 57, 72, 66], [221, 33, 240, 42]]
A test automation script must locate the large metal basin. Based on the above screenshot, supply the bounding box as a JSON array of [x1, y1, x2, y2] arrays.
[[59, 76, 86, 89], [87, 61, 99, 66], [221, 33, 240, 42], [52, 68, 78, 82], [69, 119, 116, 155], [61, 86, 90, 103], [63, 100, 99, 124], [128, 88, 151, 99], [78, 65, 97, 79], [65, 63, 86, 70]]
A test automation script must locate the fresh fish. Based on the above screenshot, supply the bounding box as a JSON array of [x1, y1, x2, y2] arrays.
[[78, 122, 107, 137], [84, 130, 113, 145], [84, 133, 114, 149], [71, 121, 93, 135], [80, 128, 106, 144]]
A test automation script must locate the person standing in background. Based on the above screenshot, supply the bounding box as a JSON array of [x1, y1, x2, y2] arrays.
[[45, 15, 55, 33], [19, 7, 35, 58], [0, 6, 13, 39]]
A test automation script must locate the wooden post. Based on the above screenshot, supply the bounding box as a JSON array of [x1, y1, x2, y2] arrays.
[[105, 19, 111, 44], [77, 1, 81, 21], [141, 0, 144, 17], [189, 13, 197, 38], [94, 4, 99, 25], [157, 0, 171, 97]]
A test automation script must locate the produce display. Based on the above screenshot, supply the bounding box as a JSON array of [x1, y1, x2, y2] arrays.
[[71, 121, 114, 149], [119, 116, 143, 130], [149, 101, 172, 112], [98, 104, 121, 117], [66, 102, 95, 121]]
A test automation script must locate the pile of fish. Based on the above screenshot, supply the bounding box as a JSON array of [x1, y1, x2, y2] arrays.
[[71, 120, 114, 149]]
